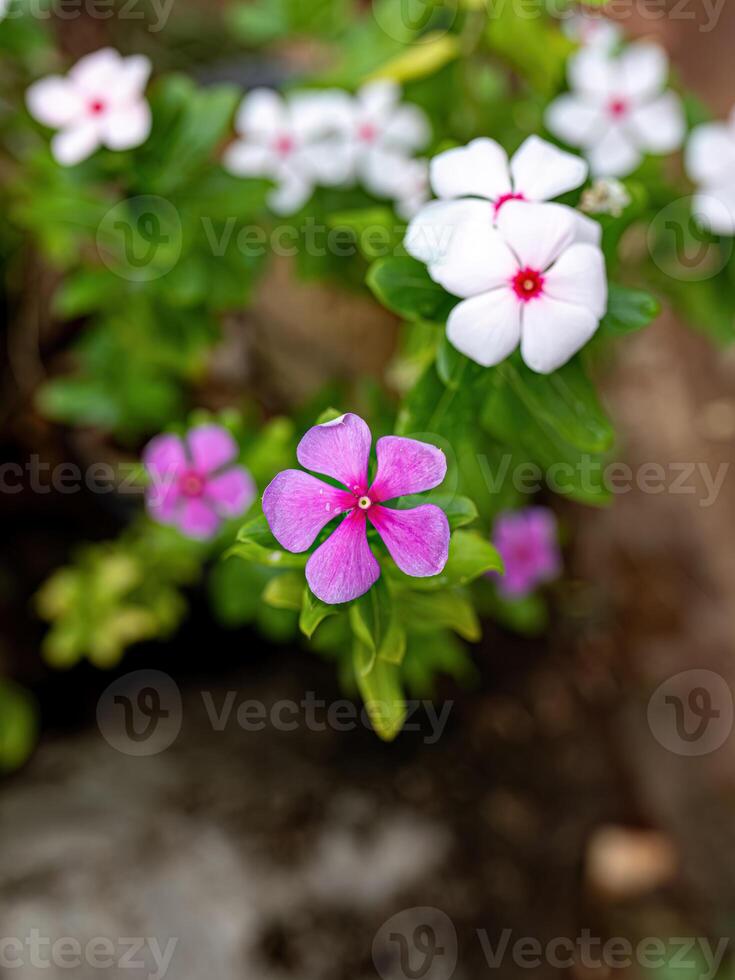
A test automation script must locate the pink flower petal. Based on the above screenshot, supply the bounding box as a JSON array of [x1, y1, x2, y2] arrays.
[[369, 504, 449, 578], [143, 433, 187, 478], [306, 510, 380, 604], [178, 498, 221, 540], [187, 425, 239, 474], [206, 466, 256, 518], [263, 470, 355, 553], [296, 413, 371, 492], [26, 76, 83, 128], [369, 436, 446, 503], [145, 479, 181, 526], [100, 101, 151, 151]]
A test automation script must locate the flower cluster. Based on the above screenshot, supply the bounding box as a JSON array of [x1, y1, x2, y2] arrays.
[[26, 48, 152, 166], [545, 40, 685, 178], [224, 80, 430, 216], [262, 413, 449, 604], [686, 107, 735, 235], [405, 136, 607, 374]]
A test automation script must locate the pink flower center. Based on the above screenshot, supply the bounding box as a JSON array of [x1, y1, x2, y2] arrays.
[[179, 470, 206, 498], [88, 99, 106, 116], [273, 134, 295, 157], [358, 122, 378, 143], [607, 98, 628, 118], [511, 267, 545, 302], [357, 495, 372, 511], [494, 191, 525, 215]]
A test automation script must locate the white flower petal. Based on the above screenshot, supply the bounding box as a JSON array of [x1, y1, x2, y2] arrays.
[[430, 138, 511, 202], [568, 47, 616, 100], [510, 135, 588, 201], [496, 200, 577, 271], [268, 170, 313, 215], [223, 140, 275, 177], [430, 221, 518, 299], [26, 76, 83, 128], [300, 137, 355, 187], [360, 145, 406, 197], [234, 88, 288, 141], [404, 198, 490, 265], [563, 205, 603, 246], [521, 296, 600, 373], [290, 89, 354, 141], [543, 243, 608, 318], [692, 189, 735, 236], [358, 79, 400, 120], [68, 47, 122, 96], [545, 95, 607, 149], [618, 42, 668, 103], [51, 121, 101, 166], [381, 104, 431, 152], [447, 289, 521, 367], [685, 122, 735, 188], [111, 54, 152, 104], [100, 101, 151, 150], [628, 92, 685, 154], [586, 125, 641, 178]]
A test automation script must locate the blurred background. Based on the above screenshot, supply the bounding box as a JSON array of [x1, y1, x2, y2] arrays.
[[3, 1, 735, 978]]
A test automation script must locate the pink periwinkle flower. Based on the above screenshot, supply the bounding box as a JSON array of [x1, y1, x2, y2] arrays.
[[143, 425, 256, 541], [262, 413, 450, 605], [493, 508, 561, 599]]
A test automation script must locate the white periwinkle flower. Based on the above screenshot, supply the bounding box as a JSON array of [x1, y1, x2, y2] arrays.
[[413, 200, 607, 374], [405, 134, 598, 267], [562, 12, 623, 52], [545, 41, 685, 178], [685, 109, 735, 235], [26, 48, 152, 166], [223, 87, 355, 216]]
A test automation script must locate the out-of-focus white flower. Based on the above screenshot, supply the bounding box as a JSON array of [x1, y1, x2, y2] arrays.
[[380, 156, 430, 220], [337, 80, 431, 201], [562, 12, 623, 52], [686, 109, 735, 235], [545, 41, 685, 178], [580, 177, 631, 217], [26, 48, 152, 166], [224, 87, 354, 215], [405, 135, 598, 268]]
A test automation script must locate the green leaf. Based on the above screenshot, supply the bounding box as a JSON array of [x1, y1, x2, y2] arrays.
[[367, 257, 456, 323], [300, 588, 339, 639], [395, 493, 477, 531], [442, 530, 504, 587], [327, 207, 403, 260], [600, 284, 661, 336], [401, 589, 481, 641], [230, 516, 307, 569], [0, 681, 38, 774], [367, 31, 461, 83], [349, 582, 407, 666], [353, 642, 406, 742], [262, 572, 304, 611]]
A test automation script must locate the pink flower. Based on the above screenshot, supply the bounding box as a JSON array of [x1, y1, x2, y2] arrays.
[[493, 508, 561, 599], [143, 425, 256, 540], [26, 48, 152, 166], [262, 413, 450, 605]]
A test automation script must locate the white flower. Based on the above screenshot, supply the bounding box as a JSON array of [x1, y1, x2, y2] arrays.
[[405, 134, 598, 267], [562, 12, 623, 52], [427, 201, 607, 374], [545, 41, 685, 178], [685, 109, 735, 235], [223, 87, 354, 215], [379, 155, 430, 220], [26, 48, 152, 166], [580, 178, 631, 217], [337, 80, 431, 200]]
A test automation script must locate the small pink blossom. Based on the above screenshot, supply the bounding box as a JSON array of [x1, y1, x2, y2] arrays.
[[143, 425, 256, 541], [262, 413, 450, 605], [493, 508, 561, 599], [26, 48, 152, 166]]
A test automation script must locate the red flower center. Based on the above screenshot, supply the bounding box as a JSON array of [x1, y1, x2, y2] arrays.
[[273, 134, 295, 156], [608, 98, 628, 118], [358, 122, 378, 143], [494, 191, 525, 215], [180, 470, 206, 498], [511, 267, 545, 302], [89, 99, 106, 115]]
